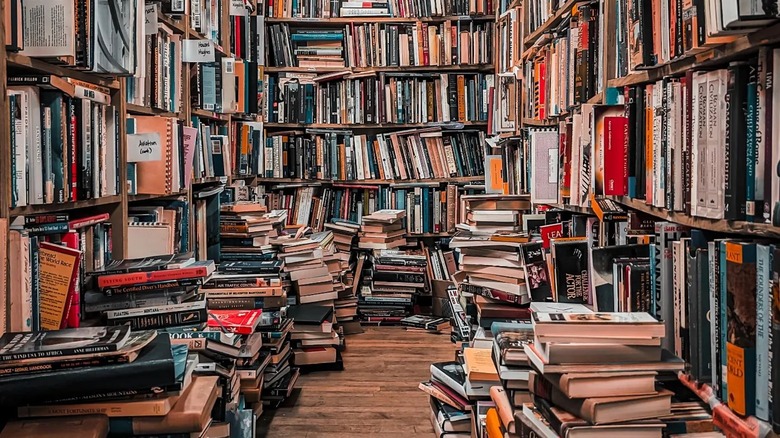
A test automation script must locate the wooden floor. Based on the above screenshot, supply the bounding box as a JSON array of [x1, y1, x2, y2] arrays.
[[258, 326, 455, 438]]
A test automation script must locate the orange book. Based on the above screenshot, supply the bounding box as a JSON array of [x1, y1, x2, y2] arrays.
[[644, 85, 654, 205], [235, 60, 246, 114], [456, 75, 466, 121], [463, 347, 499, 382], [133, 116, 175, 195], [485, 408, 504, 438]]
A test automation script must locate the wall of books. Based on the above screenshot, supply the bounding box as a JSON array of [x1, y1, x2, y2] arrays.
[[466, 0, 780, 436]]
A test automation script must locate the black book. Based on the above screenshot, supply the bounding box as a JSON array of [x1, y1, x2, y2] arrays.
[[590, 244, 651, 311], [287, 305, 333, 325], [370, 270, 426, 284], [218, 260, 282, 274], [96, 252, 195, 276], [724, 61, 750, 220], [550, 240, 590, 305], [0, 336, 177, 407], [519, 242, 552, 302], [0, 327, 131, 362], [772, 247, 780, 432]]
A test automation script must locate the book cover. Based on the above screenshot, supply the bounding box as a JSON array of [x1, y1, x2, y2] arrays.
[[206, 310, 262, 335], [519, 242, 553, 302], [590, 244, 650, 312], [0, 327, 131, 362], [551, 239, 590, 304], [38, 242, 81, 331], [724, 241, 757, 416]]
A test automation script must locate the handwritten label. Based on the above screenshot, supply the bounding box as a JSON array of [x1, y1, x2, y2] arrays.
[[182, 40, 216, 63], [127, 133, 162, 162], [229, 0, 248, 16], [144, 4, 158, 35]]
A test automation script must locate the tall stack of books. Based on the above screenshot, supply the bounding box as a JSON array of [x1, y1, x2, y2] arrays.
[[220, 203, 287, 263], [358, 209, 407, 250], [0, 327, 234, 437], [273, 231, 338, 306], [256, 310, 299, 410], [517, 312, 686, 436], [288, 304, 344, 371], [358, 250, 428, 324], [86, 253, 214, 331], [324, 219, 361, 253]]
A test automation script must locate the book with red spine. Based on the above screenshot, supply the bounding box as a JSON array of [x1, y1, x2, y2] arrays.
[[206, 310, 262, 335], [604, 116, 629, 196], [68, 213, 110, 230], [96, 261, 215, 289]]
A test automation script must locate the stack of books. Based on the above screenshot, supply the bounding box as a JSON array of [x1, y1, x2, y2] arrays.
[[267, 26, 345, 68], [324, 219, 361, 253], [87, 253, 214, 331], [358, 209, 407, 250], [288, 304, 344, 370], [272, 231, 338, 305], [0, 327, 231, 437], [220, 204, 287, 262], [518, 312, 686, 436], [256, 310, 299, 410], [357, 250, 428, 324]]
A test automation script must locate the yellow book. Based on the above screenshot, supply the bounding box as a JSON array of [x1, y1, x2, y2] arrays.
[[485, 408, 504, 438], [463, 347, 499, 382]]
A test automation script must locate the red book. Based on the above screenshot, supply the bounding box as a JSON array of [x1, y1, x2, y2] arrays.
[[96, 262, 215, 288], [603, 116, 629, 196], [539, 223, 564, 250], [207, 310, 262, 335], [69, 213, 110, 230]]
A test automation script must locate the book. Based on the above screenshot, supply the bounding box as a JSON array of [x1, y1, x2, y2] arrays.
[[0, 327, 131, 362], [206, 310, 262, 335], [531, 312, 666, 339]]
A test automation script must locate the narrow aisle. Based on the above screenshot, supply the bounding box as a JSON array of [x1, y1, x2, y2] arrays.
[[258, 327, 455, 437]]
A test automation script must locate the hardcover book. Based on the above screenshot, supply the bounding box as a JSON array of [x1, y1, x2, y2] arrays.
[[206, 310, 262, 335], [0, 326, 131, 362]]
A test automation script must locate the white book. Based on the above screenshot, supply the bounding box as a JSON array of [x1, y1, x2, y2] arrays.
[[691, 72, 707, 218], [20, 0, 76, 58], [8, 90, 28, 207]]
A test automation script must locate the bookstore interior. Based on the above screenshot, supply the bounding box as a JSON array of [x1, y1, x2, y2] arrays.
[[3, 0, 780, 436]]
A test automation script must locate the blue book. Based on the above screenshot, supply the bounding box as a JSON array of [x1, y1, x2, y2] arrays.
[[290, 33, 343, 42], [422, 189, 430, 233]]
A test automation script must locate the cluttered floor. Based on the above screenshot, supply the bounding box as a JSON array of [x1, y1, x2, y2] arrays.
[[257, 327, 454, 437]]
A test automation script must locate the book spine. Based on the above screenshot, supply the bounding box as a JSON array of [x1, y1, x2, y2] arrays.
[[100, 280, 200, 296], [108, 307, 208, 330], [459, 283, 525, 305], [757, 244, 772, 420], [97, 266, 211, 288]]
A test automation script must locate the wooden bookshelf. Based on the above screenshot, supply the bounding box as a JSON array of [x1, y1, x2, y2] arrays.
[[264, 64, 495, 73], [608, 21, 780, 88], [6, 53, 121, 89], [264, 122, 489, 129], [608, 196, 780, 238], [522, 0, 577, 48], [254, 176, 485, 186], [9, 196, 124, 216], [126, 104, 180, 119]]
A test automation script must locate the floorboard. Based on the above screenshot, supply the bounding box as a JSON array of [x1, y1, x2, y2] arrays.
[[257, 327, 454, 437]]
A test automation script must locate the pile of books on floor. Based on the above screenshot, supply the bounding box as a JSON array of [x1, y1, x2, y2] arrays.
[[358, 209, 407, 250], [85, 253, 214, 330], [517, 311, 687, 436], [272, 229, 338, 306], [357, 250, 428, 324], [0, 327, 234, 437], [321, 222, 363, 335], [324, 219, 360, 253], [220, 202, 287, 263], [256, 308, 299, 409], [289, 304, 344, 371]]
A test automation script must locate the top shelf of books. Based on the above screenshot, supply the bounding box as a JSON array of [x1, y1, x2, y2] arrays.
[[266, 15, 496, 24]]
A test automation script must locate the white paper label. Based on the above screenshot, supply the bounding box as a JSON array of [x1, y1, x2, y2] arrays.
[[229, 0, 248, 16], [548, 148, 557, 184], [127, 133, 162, 162], [144, 4, 158, 35], [182, 40, 215, 63]]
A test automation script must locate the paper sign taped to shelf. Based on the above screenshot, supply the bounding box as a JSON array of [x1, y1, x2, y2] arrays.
[[144, 4, 158, 34], [127, 133, 162, 162], [182, 40, 215, 63], [229, 0, 249, 16]]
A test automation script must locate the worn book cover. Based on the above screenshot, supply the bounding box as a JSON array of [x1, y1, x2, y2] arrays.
[[551, 239, 590, 304], [0, 326, 131, 362], [519, 242, 552, 302]]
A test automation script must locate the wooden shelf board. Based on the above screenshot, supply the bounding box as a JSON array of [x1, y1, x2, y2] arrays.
[[523, 0, 577, 48], [6, 53, 120, 89], [264, 122, 488, 129], [607, 21, 780, 88], [10, 196, 123, 216], [192, 109, 231, 122], [264, 64, 494, 73], [542, 202, 594, 214], [157, 11, 187, 34], [126, 104, 179, 118], [266, 15, 495, 24], [193, 177, 227, 185], [522, 118, 558, 127], [608, 196, 780, 237], [128, 192, 188, 202]]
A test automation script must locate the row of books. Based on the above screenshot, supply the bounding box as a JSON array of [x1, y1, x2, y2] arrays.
[[522, 2, 601, 120], [8, 78, 120, 208], [265, 72, 493, 124], [265, 0, 494, 18], [9, 0, 138, 73], [191, 55, 262, 115], [125, 19, 183, 113], [8, 213, 112, 333], [261, 129, 487, 181]]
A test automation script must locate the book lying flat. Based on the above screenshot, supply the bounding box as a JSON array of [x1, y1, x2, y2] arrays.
[[525, 344, 685, 374]]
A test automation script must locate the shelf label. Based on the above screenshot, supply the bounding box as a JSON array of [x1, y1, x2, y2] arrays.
[[127, 133, 162, 163], [182, 40, 216, 63], [229, 0, 249, 16], [144, 4, 158, 35]]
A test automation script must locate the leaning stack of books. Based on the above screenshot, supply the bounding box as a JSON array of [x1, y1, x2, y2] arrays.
[[324, 219, 360, 253], [219, 204, 287, 264], [86, 253, 215, 331], [517, 312, 686, 436], [288, 304, 343, 371], [256, 309, 299, 409], [0, 327, 232, 437], [201, 260, 285, 312], [272, 230, 338, 306], [358, 209, 407, 250], [357, 250, 428, 324]]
